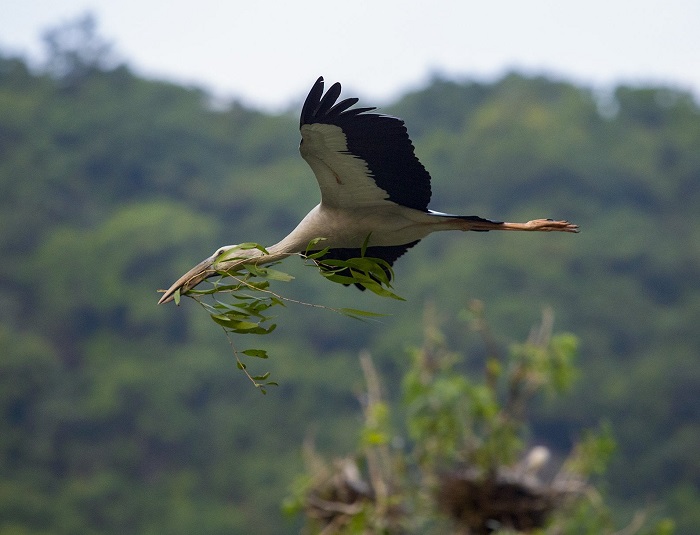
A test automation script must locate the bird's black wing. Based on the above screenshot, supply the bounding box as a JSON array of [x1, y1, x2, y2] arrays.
[[318, 240, 420, 290], [300, 76, 432, 211]]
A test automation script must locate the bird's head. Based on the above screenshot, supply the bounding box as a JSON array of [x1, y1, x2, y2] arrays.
[[157, 244, 263, 305]]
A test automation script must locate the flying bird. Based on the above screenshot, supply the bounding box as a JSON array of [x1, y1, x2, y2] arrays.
[[158, 77, 577, 304]]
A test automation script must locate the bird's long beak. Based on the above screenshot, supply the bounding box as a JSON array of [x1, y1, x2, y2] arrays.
[[157, 253, 218, 305]]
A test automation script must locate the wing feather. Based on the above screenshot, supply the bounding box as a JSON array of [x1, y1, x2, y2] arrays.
[[299, 77, 432, 211], [314, 81, 342, 117], [325, 97, 360, 120]]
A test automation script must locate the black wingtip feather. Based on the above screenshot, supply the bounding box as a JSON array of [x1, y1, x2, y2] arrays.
[[300, 77, 378, 127], [314, 82, 342, 118], [325, 97, 360, 120], [300, 76, 325, 128]]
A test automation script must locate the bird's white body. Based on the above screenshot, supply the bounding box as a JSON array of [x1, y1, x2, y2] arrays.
[[158, 77, 577, 304], [276, 204, 461, 251]]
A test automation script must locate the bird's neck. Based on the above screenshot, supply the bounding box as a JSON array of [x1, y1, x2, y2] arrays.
[[212, 244, 291, 272], [212, 235, 305, 274], [214, 205, 330, 272]]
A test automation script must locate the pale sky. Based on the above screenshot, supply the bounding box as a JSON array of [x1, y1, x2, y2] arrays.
[[2, 0, 698, 111]]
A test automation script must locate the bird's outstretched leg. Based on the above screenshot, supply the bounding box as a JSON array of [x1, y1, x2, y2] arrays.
[[467, 218, 578, 233], [502, 218, 578, 232]]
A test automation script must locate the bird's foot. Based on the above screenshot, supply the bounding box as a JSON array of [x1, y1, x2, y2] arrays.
[[526, 219, 579, 232]]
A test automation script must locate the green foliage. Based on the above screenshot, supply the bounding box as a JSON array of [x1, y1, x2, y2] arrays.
[[288, 309, 673, 534], [307, 236, 405, 300], [403, 304, 578, 474], [564, 422, 617, 477], [174, 241, 401, 390]]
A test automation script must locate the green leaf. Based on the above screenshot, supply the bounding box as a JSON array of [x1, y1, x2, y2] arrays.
[[243, 280, 271, 291], [269, 297, 286, 307], [223, 312, 252, 322], [242, 349, 269, 359], [321, 273, 360, 285], [306, 247, 331, 260], [360, 232, 372, 257], [359, 280, 405, 301], [339, 308, 389, 319], [315, 258, 351, 269], [229, 323, 277, 335], [231, 320, 260, 330], [210, 314, 236, 327], [252, 372, 271, 381], [256, 267, 295, 282], [305, 237, 328, 254], [190, 281, 246, 295]]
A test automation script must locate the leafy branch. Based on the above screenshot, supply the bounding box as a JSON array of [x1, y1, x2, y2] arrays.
[[176, 240, 402, 391], [303, 236, 405, 301]]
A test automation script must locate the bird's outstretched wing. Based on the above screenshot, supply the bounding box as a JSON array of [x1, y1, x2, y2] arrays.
[[299, 76, 432, 211]]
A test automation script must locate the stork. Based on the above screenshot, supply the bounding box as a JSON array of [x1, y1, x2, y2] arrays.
[[158, 77, 577, 304]]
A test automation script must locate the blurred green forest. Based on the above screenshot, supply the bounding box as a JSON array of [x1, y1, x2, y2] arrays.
[[1, 18, 699, 535]]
